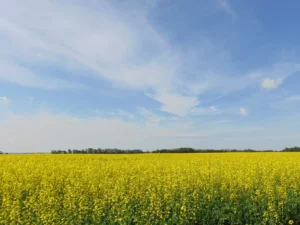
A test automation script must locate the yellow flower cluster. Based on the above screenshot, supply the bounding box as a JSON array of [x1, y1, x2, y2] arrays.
[[0, 153, 300, 224]]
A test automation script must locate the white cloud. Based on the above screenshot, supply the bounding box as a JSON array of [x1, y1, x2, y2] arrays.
[[0, 96, 10, 104], [0, 1, 179, 91], [261, 78, 282, 89], [93, 107, 169, 124], [136, 107, 156, 117], [209, 62, 300, 97], [1, 0, 299, 117], [0, 1, 165, 87], [284, 95, 300, 102], [1, 111, 300, 152], [250, 63, 300, 90], [2, 1, 300, 152], [136, 107, 169, 123], [209, 106, 218, 112], [240, 108, 248, 116], [0, 112, 207, 152], [147, 92, 199, 116], [154, 132, 208, 138], [0, 61, 85, 89], [92, 109, 135, 120], [0, 0, 238, 116], [218, 0, 235, 16], [212, 120, 231, 124], [191, 106, 219, 115], [110, 110, 135, 119]]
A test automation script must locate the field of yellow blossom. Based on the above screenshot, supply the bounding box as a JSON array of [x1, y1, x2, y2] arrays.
[[1, 153, 300, 224]]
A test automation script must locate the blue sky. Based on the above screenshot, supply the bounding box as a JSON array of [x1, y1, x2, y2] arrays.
[[0, 0, 300, 152]]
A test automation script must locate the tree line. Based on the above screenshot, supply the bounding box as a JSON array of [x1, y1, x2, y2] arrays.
[[51, 148, 144, 154], [50, 147, 300, 154], [281, 146, 300, 152]]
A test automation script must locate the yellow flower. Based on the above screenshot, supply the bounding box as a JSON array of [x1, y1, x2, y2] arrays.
[[1, 152, 300, 224]]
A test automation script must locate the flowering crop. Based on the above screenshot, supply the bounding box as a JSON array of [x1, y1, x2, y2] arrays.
[[1, 153, 300, 224]]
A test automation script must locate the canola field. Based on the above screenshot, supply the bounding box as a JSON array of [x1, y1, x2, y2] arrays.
[[0, 153, 300, 224]]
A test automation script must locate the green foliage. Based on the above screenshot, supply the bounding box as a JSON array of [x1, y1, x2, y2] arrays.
[[50, 147, 300, 154], [282, 146, 300, 152], [51, 148, 144, 154]]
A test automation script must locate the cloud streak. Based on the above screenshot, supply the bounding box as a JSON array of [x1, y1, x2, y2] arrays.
[[0, 0, 252, 116], [283, 95, 300, 102], [0, 0, 197, 115], [0, 61, 85, 89], [218, 0, 236, 17], [0, 0, 299, 119], [0, 96, 10, 105]]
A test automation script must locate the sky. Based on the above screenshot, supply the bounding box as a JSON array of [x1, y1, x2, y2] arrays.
[[0, 0, 300, 152]]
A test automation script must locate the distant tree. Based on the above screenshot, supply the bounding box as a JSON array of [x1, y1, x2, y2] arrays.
[[282, 146, 300, 152], [243, 149, 256, 152], [50, 147, 283, 154]]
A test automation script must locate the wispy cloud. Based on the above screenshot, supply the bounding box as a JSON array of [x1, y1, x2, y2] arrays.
[[2, 109, 300, 152], [217, 0, 236, 17], [0, 112, 204, 152], [212, 120, 231, 124], [136, 107, 170, 123], [0, 96, 10, 105], [0, 0, 241, 116], [154, 132, 208, 138], [2, 1, 300, 152], [0, 0, 299, 118], [283, 95, 300, 102], [249, 63, 300, 89], [0, 61, 85, 89], [92, 109, 135, 120], [107, 110, 135, 119], [146, 92, 199, 116], [190, 106, 220, 115], [93, 107, 170, 124], [240, 108, 248, 116]]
